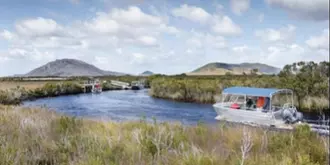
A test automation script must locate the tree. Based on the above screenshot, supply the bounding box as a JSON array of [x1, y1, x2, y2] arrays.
[[279, 61, 329, 109]]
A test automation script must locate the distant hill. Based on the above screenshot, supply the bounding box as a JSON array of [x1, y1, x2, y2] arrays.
[[24, 59, 127, 77], [188, 62, 281, 75], [140, 71, 154, 76]]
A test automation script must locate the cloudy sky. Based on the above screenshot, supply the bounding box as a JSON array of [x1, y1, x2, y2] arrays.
[[0, 0, 329, 76]]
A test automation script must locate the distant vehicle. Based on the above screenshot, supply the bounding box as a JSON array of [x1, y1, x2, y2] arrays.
[[213, 86, 304, 127], [131, 81, 145, 90]]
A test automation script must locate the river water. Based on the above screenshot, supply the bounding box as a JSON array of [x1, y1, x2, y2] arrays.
[[23, 89, 327, 125], [23, 89, 218, 125]]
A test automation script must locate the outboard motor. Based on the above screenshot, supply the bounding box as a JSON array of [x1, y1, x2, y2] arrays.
[[281, 106, 304, 124]]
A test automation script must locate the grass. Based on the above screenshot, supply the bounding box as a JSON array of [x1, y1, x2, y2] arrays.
[[0, 81, 51, 90], [0, 81, 83, 105], [0, 105, 328, 165]]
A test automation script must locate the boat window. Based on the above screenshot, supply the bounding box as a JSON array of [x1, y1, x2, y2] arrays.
[[236, 95, 246, 104]]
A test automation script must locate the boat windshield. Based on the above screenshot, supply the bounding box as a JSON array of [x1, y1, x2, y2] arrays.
[[271, 92, 294, 110]]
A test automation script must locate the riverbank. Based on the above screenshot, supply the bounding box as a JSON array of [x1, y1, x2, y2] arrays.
[[0, 105, 328, 165], [0, 81, 122, 105], [149, 76, 329, 113]]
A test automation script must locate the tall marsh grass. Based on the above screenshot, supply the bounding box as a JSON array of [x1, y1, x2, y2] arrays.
[[0, 106, 328, 165], [0, 82, 83, 105]]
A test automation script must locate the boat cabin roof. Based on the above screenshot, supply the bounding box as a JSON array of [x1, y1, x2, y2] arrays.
[[222, 86, 293, 97]]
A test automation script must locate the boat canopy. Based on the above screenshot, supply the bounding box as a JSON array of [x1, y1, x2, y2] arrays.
[[222, 86, 293, 97]]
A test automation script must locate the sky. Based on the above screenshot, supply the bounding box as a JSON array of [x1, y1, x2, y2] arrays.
[[0, 0, 329, 76]]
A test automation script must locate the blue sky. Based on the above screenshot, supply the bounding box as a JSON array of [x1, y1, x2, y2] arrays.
[[0, 0, 329, 76]]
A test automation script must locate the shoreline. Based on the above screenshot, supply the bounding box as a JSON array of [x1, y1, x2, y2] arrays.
[[0, 81, 134, 105]]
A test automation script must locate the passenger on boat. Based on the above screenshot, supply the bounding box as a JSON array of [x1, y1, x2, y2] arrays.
[[246, 97, 253, 109], [256, 97, 265, 109]]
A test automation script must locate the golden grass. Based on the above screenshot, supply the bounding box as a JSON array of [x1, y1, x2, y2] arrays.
[[0, 105, 328, 165], [0, 81, 50, 90], [301, 96, 330, 112]]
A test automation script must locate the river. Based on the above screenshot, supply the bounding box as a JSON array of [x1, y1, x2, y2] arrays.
[[23, 89, 218, 125], [23, 89, 327, 125]]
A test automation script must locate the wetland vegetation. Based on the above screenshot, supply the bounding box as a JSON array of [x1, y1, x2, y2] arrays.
[[0, 105, 328, 165], [149, 61, 329, 113]]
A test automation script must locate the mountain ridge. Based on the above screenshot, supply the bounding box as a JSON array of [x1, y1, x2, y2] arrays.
[[189, 62, 281, 75], [24, 59, 127, 77], [140, 71, 154, 76]]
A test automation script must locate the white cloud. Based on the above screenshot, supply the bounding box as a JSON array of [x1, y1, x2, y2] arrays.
[[111, 6, 163, 26], [116, 48, 123, 54], [84, 6, 177, 41], [0, 30, 16, 41], [130, 53, 146, 64], [15, 17, 62, 37], [306, 29, 329, 50], [212, 16, 242, 36], [85, 13, 120, 34], [265, 44, 309, 66], [185, 49, 193, 54], [255, 24, 296, 42], [171, 5, 242, 37], [186, 30, 227, 50], [172, 4, 211, 23], [132, 53, 144, 58], [159, 24, 180, 34], [204, 34, 227, 49], [230, 0, 250, 15], [8, 48, 28, 58], [266, 0, 329, 21], [186, 38, 203, 48], [0, 56, 9, 63], [137, 36, 158, 46], [233, 45, 249, 53], [95, 56, 108, 64], [7, 47, 55, 61]]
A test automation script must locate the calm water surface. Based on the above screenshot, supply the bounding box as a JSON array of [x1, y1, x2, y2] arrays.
[[23, 89, 218, 125]]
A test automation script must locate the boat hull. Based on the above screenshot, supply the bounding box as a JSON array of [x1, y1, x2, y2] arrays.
[[92, 88, 102, 93], [131, 85, 144, 90], [213, 103, 284, 126]]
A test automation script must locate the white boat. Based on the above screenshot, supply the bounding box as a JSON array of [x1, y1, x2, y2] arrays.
[[92, 86, 102, 93], [131, 81, 145, 90], [91, 79, 102, 94], [213, 86, 304, 127]]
